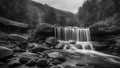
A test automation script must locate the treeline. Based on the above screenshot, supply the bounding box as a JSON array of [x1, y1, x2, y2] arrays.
[[0, 0, 79, 29], [78, 0, 120, 27]]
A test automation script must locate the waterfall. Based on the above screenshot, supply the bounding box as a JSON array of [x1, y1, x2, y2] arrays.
[[54, 26, 93, 50]]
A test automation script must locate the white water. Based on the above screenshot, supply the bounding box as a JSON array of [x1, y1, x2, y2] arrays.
[[54, 26, 120, 66], [54, 26, 93, 50]]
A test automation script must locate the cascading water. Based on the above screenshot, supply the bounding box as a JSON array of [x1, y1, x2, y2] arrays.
[[54, 26, 93, 50], [54, 26, 120, 67]]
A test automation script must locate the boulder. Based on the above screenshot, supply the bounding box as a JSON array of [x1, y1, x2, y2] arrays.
[[8, 59, 21, 67], [33, 23, 54, 41], [31, 45, 50, 53], [0, 46, 13, 59], [19, 56, 31, 63], [51, 60, 62, 65], [50, 66, 62, 68], [64, 65, 73, 68], [0, 31, 8, 40], [25, 60, 36, 66], [57, 57, 66, 62], [45, 37, 58, 46], [36, 58, 49, 67], [0, 17, 28, 28], [18, 52, 39, 63], [0, 17, 28, 33], [8, 34, 28, 42], [112, 39, 120, 54], [41, 42, 52, 48], [35, 23, 54, 36], [48, 52, 63, 59], [92, 42, 109, 51], [55, 43, 65, 49], [76, 63, 87, 66]]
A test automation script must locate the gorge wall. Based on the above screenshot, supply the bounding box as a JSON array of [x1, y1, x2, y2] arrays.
[[77, 0, 120, 53]]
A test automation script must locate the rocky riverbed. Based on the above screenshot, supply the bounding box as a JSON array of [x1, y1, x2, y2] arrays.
[[0, 22, 120, 68], [0, 34, 120, 68]]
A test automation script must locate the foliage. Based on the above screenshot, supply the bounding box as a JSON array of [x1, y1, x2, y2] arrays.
[[0, 0, 79, 29], [44, 8, 57, 25], [78, 0, 118, 27]]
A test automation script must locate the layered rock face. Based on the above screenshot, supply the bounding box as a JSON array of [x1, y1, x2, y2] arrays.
[[90, 15, 120, 54], [0, 17, 28, 34]]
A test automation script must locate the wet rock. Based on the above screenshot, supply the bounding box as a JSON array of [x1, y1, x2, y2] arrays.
[[8, 59, 21, 67], [25, 60, 36, 66], [19, 56, 31, 63], [33, 23, 54, 42], [0, 32, 8, 40], [50, 65, 62, 68], [36, 58, 49, 67], [113, 46, 120, 54], [55, 43, 65, 49], [28, 43, 39, 49], [45, 37, 58, 46], [0, 17, 28, 28], [8, 34, 28, 42], [0, 46, 13, 60], [76, 63, 87, 67], [64, 65, 73, 68], [51, 60, 62, 65], [92, 42, 109, 51], [112, 39, 120, 54], [42, 42, 53, 48], [13, 47, 22, 52], [57, 57, 66, 62], [19, 52, 38, 63], [13, 65, 30, 68], [48, 52, 63, 59], [0, 17, 28, 34], [31, 45, 50, 53]]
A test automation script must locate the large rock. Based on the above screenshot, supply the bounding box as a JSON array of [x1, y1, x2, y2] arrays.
[[0, 17, 28, 28], [0, 46, 13, 59], [50, 66, 62, 68], [55, 43, 65, 49], [92, 42, 109, 51], [0, 17, 28, 33], [8, 59, 21, 67], [8, 34, 28, 42], [18, 52, 39, 63], [48, 52, 63, 59], [0, 31, 8, 40], [45, 37, 58, 46], [25, 59, 36, 66], [36, 58, 49, 67], [31, 45, 50, 53], [33, 23, 54, 41]]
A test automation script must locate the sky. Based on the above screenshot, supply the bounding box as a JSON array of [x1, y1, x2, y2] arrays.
[[33, 0, 85, 13]]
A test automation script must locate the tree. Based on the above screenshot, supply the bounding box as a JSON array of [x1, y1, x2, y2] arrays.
[[44, 8, 57, 25], [78, 0, 116, 27], [58, 16, 67, 26], [0, 0, 28, 19], [78, 0, 99, 27]]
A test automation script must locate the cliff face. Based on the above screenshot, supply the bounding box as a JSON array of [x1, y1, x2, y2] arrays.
[[77, 0, 120, 53]]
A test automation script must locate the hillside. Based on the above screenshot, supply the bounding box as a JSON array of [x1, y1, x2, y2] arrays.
[[0, 0, 79, 30], [77, 0, 120, 53]]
